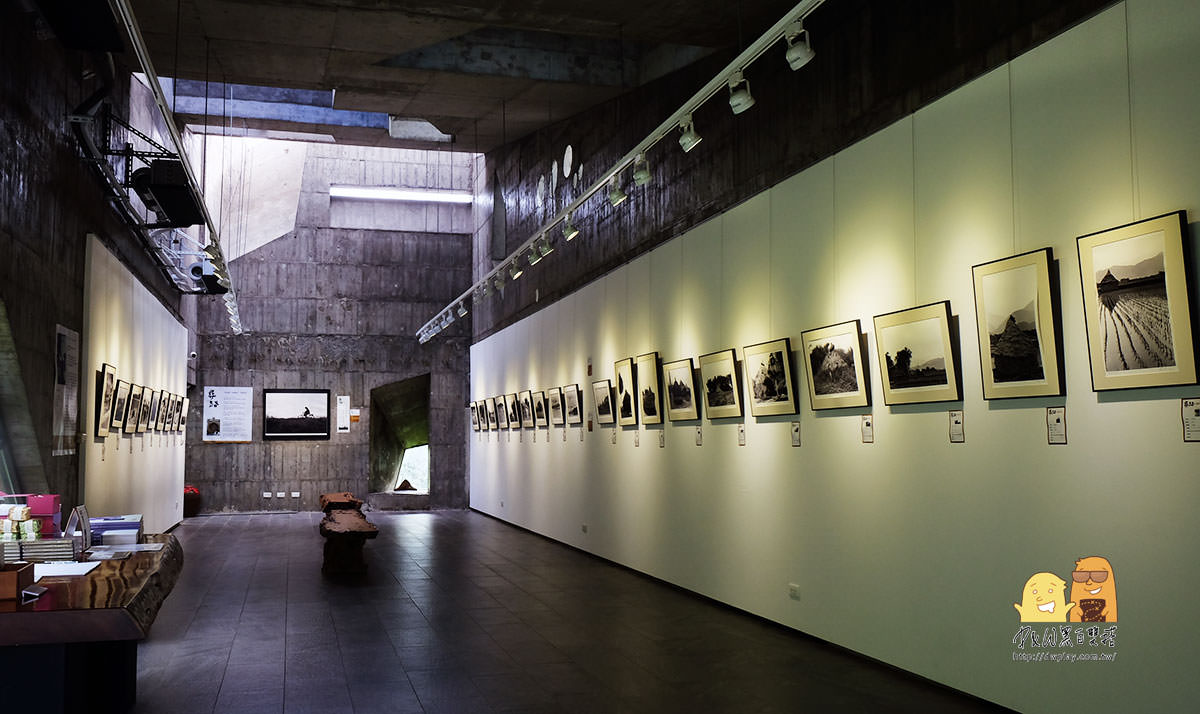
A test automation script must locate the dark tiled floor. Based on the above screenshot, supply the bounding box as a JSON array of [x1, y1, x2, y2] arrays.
[[134, 511, 1010, 713]]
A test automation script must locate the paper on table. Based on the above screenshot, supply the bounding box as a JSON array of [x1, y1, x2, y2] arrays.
[[89, 542, 164, 553], [34, 561, 101, 580]]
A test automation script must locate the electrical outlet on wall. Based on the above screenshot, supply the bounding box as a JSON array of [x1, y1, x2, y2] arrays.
[[788, 583, 801, 601], [275, 491, 285, 498], [290, 491, 300, 498], [262, 491, 272, 498]]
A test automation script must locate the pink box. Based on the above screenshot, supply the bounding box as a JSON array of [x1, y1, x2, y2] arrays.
[[27, 494, 61, 515]]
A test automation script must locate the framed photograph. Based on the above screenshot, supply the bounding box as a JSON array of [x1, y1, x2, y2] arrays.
[[518, 389, 535, 428], [488, 397, 500, 430], [548, 387, 564, 426], [801, 320, 870, 410], [470, 401, 480, 431], [146, 389, 162, 431], [873, 301, 962, 405], [592, 379, 615, 425], [532, 390, 548, 427], [504, 393, 519, 429], [698, 349, 742, 419], [95, 364, 118, 438], [635, 352, 662, 425], [972, 248, 1064, 399], [161, 393, 173, 432], [136, 386, 152, 432], [263, 389, 330, 440], [110, 379, 130, 432], [123, 385, 144, 434], [180, 397, 189, 432], [1077, 211, 1196, 391], [743, 338, 798, 416], [496, 395, 510, 429], [662, 358, 699, 421], [614, 357, 637, 426], [563, 384, 583, 425], [171, 393, 183, 431]]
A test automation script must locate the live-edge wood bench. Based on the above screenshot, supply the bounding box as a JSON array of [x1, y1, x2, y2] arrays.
[[318, 492, 378, 577]]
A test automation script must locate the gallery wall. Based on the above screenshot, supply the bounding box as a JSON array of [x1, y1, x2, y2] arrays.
[[82, 236, 188, 533], [469, 2, 1200, 712]]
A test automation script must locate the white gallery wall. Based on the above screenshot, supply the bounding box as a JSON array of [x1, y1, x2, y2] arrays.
[[470, 2, 1200, 712], [82, 235, 187, 533]]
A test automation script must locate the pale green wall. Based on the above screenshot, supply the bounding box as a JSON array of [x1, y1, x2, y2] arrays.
[[468, 2, 1200, 711]]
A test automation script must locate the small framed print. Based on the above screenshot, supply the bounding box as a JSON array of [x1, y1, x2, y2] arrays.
[[592, 379, 615, 425], [504, 393, 519, 429], [95, 364, 118, 438], [470, 401, 480, 431], [972, 248, 1064, 399], [1077, 211, 1196, 391], [124, 386, 144, 434], [496, 395, 510, 429], [167, 393, 181, 432], [801, 320, 870, 410], [110, 379, 131, 431], [563, 384, 583, 425], [662, 358, 699, 421], [614, 357, 637, 426], [180, 397, 189, 431], [146, 389, 162, 432], [635, 352, 662, 425], [518, 389, 535, 428], [698, 349, 742, 419], [547, 387, 564, 426], [533, 390, 548, 428], [487, 397, 499, 430], [263, 389, 330, 440], [137, 387, 153, 432], [742, 338, 798, 417], [873, 301, 962, 406]]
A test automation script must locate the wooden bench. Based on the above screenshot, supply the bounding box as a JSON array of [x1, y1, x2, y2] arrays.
[[317, 492, 377, 577]]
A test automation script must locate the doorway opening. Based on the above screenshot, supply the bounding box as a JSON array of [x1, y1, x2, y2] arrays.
[[369, 374, 430, 499]]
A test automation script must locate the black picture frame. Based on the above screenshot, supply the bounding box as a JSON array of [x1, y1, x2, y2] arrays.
[[263, 389, 331, 440]]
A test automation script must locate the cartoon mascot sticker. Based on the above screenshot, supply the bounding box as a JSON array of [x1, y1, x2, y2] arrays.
[[1014, 572, 1074, 622], [1069, 556, 1117, 622]]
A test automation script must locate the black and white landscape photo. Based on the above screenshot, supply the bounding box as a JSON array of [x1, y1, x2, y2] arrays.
[[743, 339, 796, 416], [548, 388, 563, 425], [880, 318, 949, 391], [663, 359, 698, 421], [505, 394, 519, 428], [982, 263, 1044, 383], [264, 389, 330, 440], [636, 352, 662, 424], [519, 390, 535, 428], [1091, 230, 1174, 373], [533, 391, 548, 427], [592, 380, 615, 424], [614, 358, 636, 426], [495, 396, 509, 429], [699, 349, 742, 419], [807, 332, 859, 396], [564, 385, 582, 424]]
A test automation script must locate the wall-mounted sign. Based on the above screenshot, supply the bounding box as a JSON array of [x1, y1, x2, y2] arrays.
[[337, 395, 350, 433], [202, 386, 253, 443]]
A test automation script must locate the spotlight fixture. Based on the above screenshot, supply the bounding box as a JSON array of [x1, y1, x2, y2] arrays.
[[509, 263, 523, 280], [527, 246, 542, 266], [678, 114, 702, 153], [728, 70, 755, 114], [537, 234, 554, 258], [607, 176, 628, 207], [784, 22, 815, 71], [457, 303, 468, 317], [562, 213, 580, 241], [493, 274, 505, 292], [632, 154, 651, 186]]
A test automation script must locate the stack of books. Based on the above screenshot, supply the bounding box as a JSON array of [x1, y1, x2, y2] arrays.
[[89, 514, 143, 545]]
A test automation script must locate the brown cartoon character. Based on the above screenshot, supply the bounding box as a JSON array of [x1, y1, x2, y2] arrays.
[[1069, 556, 1116, 622]]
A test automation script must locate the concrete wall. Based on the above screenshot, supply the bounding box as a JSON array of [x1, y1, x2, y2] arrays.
[[188, 144, 471, 511], [81, 237, 187, 532], [469, 2, 1200, 712]]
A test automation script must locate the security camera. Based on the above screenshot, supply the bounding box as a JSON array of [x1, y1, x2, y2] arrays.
[[189, 351, 198, 360], [188, 260, 216, 279]]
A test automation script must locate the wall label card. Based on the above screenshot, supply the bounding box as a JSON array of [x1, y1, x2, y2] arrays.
[[336, 395, 350, 433], [949, 410, 965, 443], [634, 431, 640, 447], [695, 426, 702, 446], [791, 422, 801, 447], [611, 428, 618, 444], [738, 423, 746, 446], [1047, 407, 1067, 444], [659, 431, 665, 448], [861, 415, 874, 443], [1183, 399, 1200, 442], [203, 387, 253, 443]]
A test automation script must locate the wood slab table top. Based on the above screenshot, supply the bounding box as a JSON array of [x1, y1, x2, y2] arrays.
[[0, 533, 183, 646]]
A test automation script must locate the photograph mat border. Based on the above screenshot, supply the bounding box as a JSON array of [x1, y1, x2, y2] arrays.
[[800, 320, 870, 410], [872, 301, 961, 406]]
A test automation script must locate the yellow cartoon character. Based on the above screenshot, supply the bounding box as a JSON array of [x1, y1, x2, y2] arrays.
[[1014, 572, 1075, 622], [1069, 556, 1116, 622]]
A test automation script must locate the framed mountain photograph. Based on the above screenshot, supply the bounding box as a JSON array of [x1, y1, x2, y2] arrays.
[[662, 358, 699, 421], [1077, 211, 1196, 391], [742, 338, 798, 417], [801, 320, 870, 410], [698, 349, 742, 419], [592, 379, 615, 425], [972, 248, 1064, 399], [547, 387, 564, 426], [635, 352, 662, 425], [613, 358, 637, 426], [563, 384, 583, 425], [533, 390, 548, 428], [873, 301, 962, 405]]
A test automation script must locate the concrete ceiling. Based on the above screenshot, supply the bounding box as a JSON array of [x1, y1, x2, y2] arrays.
[[130, 0, 796, 152]]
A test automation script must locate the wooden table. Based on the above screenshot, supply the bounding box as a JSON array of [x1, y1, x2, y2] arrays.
[[0, 533, 184, 713]]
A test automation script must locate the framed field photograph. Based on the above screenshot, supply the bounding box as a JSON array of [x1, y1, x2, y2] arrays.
[[518, 389, 535, 428], [548, 387, 564, 426], [743, 338, 798, 417], [263, 389, 331, 440], [635, 352, 663, 425], [873, 301, 962, 405], [95, 364, 118, 438], [123, 385, 144, 434], [972, 248, 1064, 399], [496, 395, 510, 429], [613, 357, 637, 426], [533, 390, 548, 427], [698, 349, 742, 419], [592, 379, 615, 425], [662, 358, 699, 421], [110, 379, 130, 431], [1077, 211, 1196, 391], [801, 320, 870, 410], [564, 384, 583, 425], [504, 393, 519, 429]]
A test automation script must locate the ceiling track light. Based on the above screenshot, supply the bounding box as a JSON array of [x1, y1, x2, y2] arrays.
[[457, 303, 468, 317], [728, 70, 756, 114], [527, 247, 541, 266], [537, 234, 554, 258], [678, 114, 702, 152], [784, 22, 815, 70], [562, 213, 580, 241], [509, 263, 523, 281], [607, 176, 628, 207], [632, 154, 651, 186]]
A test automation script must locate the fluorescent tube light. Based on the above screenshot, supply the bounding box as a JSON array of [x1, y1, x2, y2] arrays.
[[329, 186, 473, 203]]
